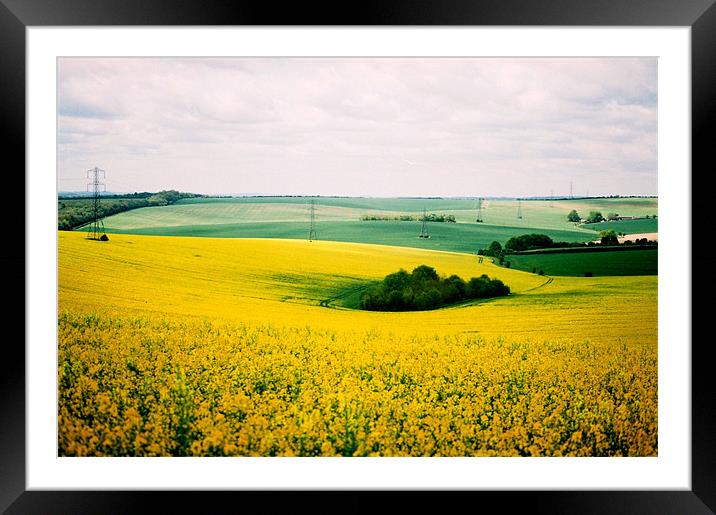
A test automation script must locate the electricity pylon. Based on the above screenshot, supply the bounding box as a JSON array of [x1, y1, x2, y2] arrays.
[[86, 167, 107, 241], [476, 198, 484, 222], [308, 199, 317, 241], [419, 208, 430, 238]]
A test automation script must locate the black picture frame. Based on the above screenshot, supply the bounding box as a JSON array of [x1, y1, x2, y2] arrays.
[[2, 1, 713, 513]]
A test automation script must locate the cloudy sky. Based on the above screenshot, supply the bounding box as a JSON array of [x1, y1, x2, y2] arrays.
[[58, 58, 657, 197]]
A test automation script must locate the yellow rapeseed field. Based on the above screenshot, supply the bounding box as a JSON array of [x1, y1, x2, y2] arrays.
[[58, 231, 657, 456]]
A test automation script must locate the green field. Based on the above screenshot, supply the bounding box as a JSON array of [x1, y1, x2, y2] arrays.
[[583, 218, 658, 234], [101, 196, 658, 254], [102, 196, 660, 231], [446, 197, 658, 231], [99, 200, 373, 227], [104, 220, 598, 254], [504, 248, 658, 276]]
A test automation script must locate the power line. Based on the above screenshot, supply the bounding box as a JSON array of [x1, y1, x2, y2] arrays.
[[104, 178, 138, 190], [517, 199, 523, 219], [475, 198, 484, 223]]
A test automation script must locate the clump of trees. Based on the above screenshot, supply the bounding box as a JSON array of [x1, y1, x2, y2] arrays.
[[505, 233, 554, 252], [478, 241, 504, 258], [479, 235, 575, 262], [586, 211, 605, 223], [422, 213, 456, 223], [623, 238, 657, 246], [361, 214, 417, 221], [478, 241, 507, 264], [568, 210, 606, 224], [360, 213, 456, 223], [599, 230, 619, 246], [479, 229, 648, 261], [360, 265, 510, 311]]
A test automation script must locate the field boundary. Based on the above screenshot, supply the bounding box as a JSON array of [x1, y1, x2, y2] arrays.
[[509, 245, 657, 256]]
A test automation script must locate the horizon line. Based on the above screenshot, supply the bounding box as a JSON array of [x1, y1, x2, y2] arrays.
[[58, 191, 659, 199]]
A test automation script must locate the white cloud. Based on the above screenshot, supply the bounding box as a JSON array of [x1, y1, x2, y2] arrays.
[[58, 57, 657, 197]]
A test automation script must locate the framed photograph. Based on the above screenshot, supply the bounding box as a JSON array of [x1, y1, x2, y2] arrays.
[[5, 0, 714, 512]]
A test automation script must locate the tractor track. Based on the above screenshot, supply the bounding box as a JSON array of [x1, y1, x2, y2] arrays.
[[521, 276, 554, 293], [319, 284, 371, 309]]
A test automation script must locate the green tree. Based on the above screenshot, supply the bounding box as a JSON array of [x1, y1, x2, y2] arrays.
[[414, 288, 442, 310], [411, 265, 439, 283], [599, 230, 619, 246], [466, 276, 488, 298], [387, 290, 405, 311], [479, 240, 503, 258], [384, 270, 411, 291], [567, 209, 580, 222], [587, 211, 604, 223], [360, 267, 509, 311], [505, 234, 554, 252], [445, 275, 466, 297]]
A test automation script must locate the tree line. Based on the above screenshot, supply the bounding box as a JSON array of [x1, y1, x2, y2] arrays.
[[360, 213, 456, 223], [58, 190, 204, 230], [360, 265, 510, 312], [478, 231, 657, 265], [568, 209, 657, 223], [478, 234, 585, 261]]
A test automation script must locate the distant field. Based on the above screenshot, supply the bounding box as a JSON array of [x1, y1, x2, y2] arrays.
[[103, 220, 596, 254], [582, 218, 658, 234], [103, 196, 660, 230], [504, 248, 658, 276], [100, 196, 658, 251], [445, 197, 658, 231], [99, 201, 375, 227]]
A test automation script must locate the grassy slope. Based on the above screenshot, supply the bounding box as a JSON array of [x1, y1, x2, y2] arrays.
[[99, 202, 377, 227], [446, 197, 658, 231], [59, 231, 657, 344], [103, 196, 658, 237], [102, 220, 596, 254], [504, 249, 658, 276], [582, 218, 658, 234]]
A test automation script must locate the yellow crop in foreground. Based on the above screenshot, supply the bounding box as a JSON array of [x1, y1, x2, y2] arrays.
[[59, 313, 656, 457], [57, 231, 658, 456]]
